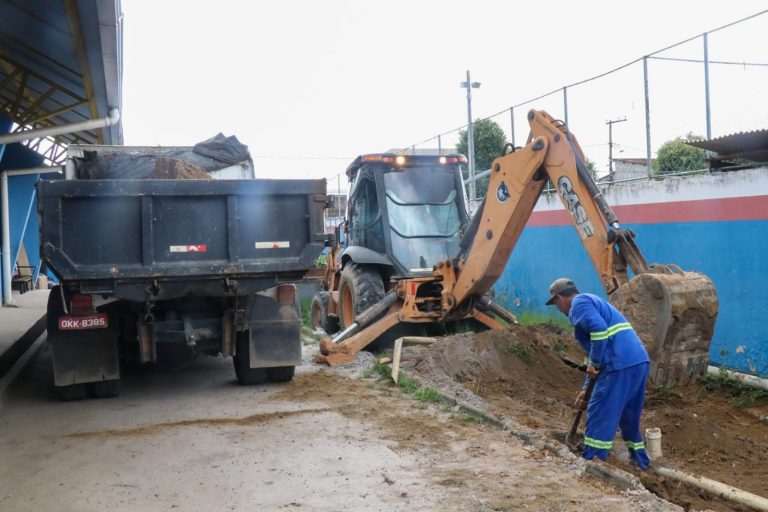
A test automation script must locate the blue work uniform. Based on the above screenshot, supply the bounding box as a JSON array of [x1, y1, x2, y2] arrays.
[[569, 293, 651, 469]]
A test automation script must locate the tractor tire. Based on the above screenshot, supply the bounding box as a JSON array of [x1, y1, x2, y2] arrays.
[[338, 262, 420, 351], [310, 291, 339, 334], [338, 262, 386, 330], [266, 366, 296, 383], [233, 331, 267, 385]]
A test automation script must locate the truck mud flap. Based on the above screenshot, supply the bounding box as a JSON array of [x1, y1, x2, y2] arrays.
[[49, 334, 120, 387], [246, 307, 301, 368]]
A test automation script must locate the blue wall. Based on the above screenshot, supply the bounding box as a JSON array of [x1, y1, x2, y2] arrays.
[[0, 114, 47, 294], [495, 220, 768, 376]]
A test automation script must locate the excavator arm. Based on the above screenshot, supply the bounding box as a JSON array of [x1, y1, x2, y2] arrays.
[[443, 110, 717, 385], [449, 110, 646, 305]]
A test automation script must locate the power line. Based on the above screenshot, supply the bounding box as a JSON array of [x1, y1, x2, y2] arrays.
[[649, 56, 768, 67], [251, 155, 353, 160], [409, 9, 768, 148]]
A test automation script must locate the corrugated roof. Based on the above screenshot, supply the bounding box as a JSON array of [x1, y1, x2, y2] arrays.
[[0, 0, 123, 162], [687, 129, 768, 163]]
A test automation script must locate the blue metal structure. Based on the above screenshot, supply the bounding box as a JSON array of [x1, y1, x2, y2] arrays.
[[0, 1, 123, 300]]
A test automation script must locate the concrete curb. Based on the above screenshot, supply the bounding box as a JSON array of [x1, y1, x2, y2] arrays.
[[0, 331, 46, 405], [0, 314, 46, 380]]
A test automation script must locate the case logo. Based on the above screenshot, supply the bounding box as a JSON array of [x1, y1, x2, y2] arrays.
[[496, 181, 510, 202], [556, 176, 595, 239]]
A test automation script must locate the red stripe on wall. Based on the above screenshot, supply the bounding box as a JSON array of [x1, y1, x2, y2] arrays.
[[527, 195, 768, 227]]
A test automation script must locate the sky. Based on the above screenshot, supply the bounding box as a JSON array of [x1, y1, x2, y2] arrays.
[[121, 1, 768, 191]]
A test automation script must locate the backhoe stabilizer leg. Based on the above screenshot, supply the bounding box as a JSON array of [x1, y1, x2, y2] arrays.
[[317, 311, 402, 366], [472, 310, 505, 330], [478, 295, 518, 325]]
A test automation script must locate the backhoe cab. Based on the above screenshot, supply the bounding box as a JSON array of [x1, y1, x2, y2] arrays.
[[311, 153, 475, 348], [344, 153, 470, 277]]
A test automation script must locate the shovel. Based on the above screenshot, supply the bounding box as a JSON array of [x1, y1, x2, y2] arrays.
[[561, 355, 597, 449]]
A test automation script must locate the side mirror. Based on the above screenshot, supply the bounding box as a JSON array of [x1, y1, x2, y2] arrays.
[[335, 221, 347, 246]]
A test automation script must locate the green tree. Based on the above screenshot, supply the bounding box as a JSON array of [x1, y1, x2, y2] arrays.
[[653, 133, 707, 175], [585, 158, 598, 181], [456, 118, 508, 198]]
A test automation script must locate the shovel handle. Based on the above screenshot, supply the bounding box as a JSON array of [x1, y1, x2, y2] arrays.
[[566, 375, 598, 445]]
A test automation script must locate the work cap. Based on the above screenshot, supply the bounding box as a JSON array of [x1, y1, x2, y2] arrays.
[[545, 278, 577, 305]]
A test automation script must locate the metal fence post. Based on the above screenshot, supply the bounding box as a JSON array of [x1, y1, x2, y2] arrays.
[[703, 32, 712, 140], [510, 107, 515, 147], [563, 87, 569, 127], [643, 56, 653, 177], [438, 134, 442, 155]]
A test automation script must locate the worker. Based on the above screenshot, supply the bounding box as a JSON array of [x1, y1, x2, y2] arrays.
[[545, 278, 651, 470]]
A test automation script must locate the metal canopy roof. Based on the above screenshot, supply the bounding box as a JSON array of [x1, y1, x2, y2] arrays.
[[687, 129, 768, 164], [0, 0, 123, 163]]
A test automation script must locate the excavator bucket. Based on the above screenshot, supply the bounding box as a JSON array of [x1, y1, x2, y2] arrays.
[[610, 267, 718, 386]]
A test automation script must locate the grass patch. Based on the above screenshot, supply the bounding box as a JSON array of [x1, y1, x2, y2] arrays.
[[366, 359, 447, 405], [414, 386, 442, 403], [516, 310, 572, 330], [699, 366, 768, 408], [504, 341, 532, 364], [396, 374, 420, 394], [459, 410, 485, 423], [653, 384, 683, 400], [365, 359, 392, 380], [299, 297, 313, 330]]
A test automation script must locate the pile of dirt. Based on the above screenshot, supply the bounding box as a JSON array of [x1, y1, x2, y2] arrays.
[[411, 324, 768, 512], [148, 157, 211, 179]]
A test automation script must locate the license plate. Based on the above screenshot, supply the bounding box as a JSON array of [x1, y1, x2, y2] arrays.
[[58, 313, 108, 330]]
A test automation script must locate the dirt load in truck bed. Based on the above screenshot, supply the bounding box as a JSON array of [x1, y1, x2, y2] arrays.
[[409, 324, 768, 512]]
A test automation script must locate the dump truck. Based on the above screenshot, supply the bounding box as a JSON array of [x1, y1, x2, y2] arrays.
[[39, 143, 327, 400], [316, 110, 718, 387]]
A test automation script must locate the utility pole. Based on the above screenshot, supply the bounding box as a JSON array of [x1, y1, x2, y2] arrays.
[[460, 71, 481, 203], [606, 117, 627, 174]]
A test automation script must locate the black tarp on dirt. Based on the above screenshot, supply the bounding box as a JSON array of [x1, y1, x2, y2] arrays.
[[74, 134, 251, 179]]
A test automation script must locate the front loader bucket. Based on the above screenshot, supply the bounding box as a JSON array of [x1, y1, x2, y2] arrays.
[[610, 268, 718, 386]]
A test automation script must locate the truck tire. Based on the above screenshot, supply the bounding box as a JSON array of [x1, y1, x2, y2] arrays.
[[233, 331, 267, 385], [266, 366, 295, 383], [56, 383, 87, 401], [310, 291, 339, 334], [90, 379, 121, 398]]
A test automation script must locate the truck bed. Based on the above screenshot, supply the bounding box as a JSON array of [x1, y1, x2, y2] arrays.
[[38, 179, 327, 300]]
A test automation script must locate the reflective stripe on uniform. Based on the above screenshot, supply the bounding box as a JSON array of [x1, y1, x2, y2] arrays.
[[589, 322, 633, 341], [625, 440, 645, 450], [584, 437, 613, 450]]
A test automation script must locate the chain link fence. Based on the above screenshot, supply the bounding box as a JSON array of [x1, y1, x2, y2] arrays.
[[397, 11, 768, 207]]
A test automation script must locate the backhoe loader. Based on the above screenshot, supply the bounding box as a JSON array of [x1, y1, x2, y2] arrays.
[[314, 110, 718, 386]]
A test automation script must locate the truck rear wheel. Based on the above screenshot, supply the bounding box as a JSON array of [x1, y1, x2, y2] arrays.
[[310, 291, 339, 334], [48, 286, 121, 400], [56, 383, 87, 401], [233, 331, 267, 385], [90, 379, 121, 398], [266, 366, 295, 383]]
